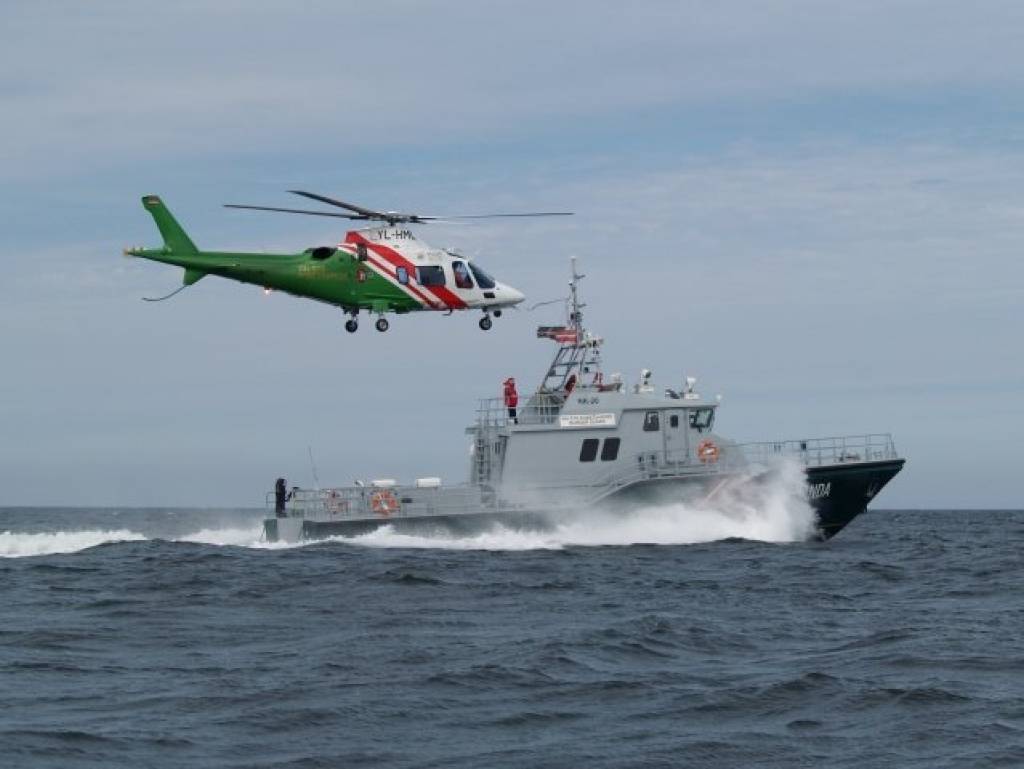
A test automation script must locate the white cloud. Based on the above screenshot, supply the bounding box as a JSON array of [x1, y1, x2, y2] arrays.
[[3, 1, 1024, 177]]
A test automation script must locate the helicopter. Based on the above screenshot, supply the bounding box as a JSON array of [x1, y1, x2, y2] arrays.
[[124, 191, 572, 332]]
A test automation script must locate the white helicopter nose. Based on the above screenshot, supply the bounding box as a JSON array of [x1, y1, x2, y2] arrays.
[[504, 285, 525, 305]]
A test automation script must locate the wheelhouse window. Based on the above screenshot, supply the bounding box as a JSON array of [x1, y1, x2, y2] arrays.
[[601, 437, 620, 461], [689, 407, 714, 431], [643, 411, 660, 432], [468, 262, 496, 289], [579, 438, 599, 462], [396, 266, 409, 285], [416, 265, 446, 286], [452, 260, 474, 289]]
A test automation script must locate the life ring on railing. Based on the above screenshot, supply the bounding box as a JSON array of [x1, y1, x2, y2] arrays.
[[697, 439, 720, 464], [325, 490, 347, 515], [370, 489, 400, 517]]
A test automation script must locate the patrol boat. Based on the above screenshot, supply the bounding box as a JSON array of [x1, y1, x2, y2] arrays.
[[265, 260, 905, 542]]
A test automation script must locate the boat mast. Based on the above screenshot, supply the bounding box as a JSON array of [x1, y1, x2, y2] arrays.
[[536, 257, 602, 394], [569, 256, 585, 335]]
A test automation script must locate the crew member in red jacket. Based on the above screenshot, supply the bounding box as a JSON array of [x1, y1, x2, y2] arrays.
[[503, 377, 519, 424]]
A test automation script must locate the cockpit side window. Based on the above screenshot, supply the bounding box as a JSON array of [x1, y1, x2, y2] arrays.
[[416, 266, 446, 286], [468, 262, 496, 289], [452, 260, 474, 289], [643, 411, 660, 432], [689, 408, 714, 432]]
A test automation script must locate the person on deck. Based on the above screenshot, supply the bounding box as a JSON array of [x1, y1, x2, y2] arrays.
[[503, 377, 519, 424], [274, 477, 287, 517]]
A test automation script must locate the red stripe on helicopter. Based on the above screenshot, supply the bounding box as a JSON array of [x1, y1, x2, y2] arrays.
[[345, 232, 468, 310], [339, 239, 439, 308], [364, 253, 439, 308]]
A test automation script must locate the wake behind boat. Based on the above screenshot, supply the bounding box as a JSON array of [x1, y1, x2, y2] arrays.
[[265, 260, 904, 542]]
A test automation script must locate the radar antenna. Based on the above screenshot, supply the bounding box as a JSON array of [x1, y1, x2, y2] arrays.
[[568, 256, 586, 335]]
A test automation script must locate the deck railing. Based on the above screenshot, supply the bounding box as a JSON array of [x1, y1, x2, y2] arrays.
[[267, 484, 495, 522], [736, 434, 898, 467], [474, 396, 563, 428], [584, 433, 899, 502]]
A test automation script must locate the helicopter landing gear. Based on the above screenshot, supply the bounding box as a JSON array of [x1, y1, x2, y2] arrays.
[[345, 319, 359, 333], [493, 309, 503, 318], [375, 317, 390, 333], [479, 315, 493, 331]]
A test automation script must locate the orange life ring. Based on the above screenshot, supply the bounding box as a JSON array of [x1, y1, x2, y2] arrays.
[[697, 439, 720, 464], [370, 489, 400, 517]]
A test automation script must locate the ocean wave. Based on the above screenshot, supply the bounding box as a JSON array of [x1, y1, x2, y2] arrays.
[[0, 529, 147, 558], [1, 462, 815, 556], [340, 460, 815, 550], [0, 525, 292, 557]]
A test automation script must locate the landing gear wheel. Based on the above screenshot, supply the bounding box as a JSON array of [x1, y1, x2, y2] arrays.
[[479, 315, 493, 331], [493, 309, 503, 318], [375, 317, 390, 333], [344, 319, 358, 333]]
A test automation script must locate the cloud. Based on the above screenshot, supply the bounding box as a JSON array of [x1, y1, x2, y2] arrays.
[[4, 1, 1024, 178]]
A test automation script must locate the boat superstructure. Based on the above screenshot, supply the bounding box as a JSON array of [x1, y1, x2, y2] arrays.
[[265, 260, 904, 542]]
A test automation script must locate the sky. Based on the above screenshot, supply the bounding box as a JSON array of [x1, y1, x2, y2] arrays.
[[1, 1, 1022, 508]]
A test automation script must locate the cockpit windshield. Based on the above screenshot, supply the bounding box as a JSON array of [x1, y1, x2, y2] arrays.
[[468, 262, 496, 289]]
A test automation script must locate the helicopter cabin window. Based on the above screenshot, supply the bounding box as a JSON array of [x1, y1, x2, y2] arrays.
[[643, 411, 660, 432], [308, 246, 335, 261], [689, 408, 714, 432], [452, 260, 474, 289], [356, 243, 369, 261], [469, 262, 496, 289], [396, 266, 409, 285], [416, 265, 446, 286], [579, 438, 599, 462], [601, 437, 621, 461], [670, 414, 680, 428]]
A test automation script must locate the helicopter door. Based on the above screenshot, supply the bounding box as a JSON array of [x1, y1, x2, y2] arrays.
[[663, 409, 689, 465]]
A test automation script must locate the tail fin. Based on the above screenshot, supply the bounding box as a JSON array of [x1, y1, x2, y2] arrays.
[[141, 195, 198, 253]]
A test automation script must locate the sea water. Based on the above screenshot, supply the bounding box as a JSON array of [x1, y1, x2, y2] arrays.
[[1, 505, 1022, 768]]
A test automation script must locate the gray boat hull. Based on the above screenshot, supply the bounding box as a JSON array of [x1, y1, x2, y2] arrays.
[[262, 458, 903, 543]]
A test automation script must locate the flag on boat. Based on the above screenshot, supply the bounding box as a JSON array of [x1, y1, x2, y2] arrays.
[[536, 325, 580, 344]]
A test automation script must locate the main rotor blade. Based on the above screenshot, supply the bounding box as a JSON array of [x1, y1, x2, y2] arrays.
[[289, 191, 573, 222], [424, 212, 574, 220], [224, 204, 369, 220], [288, 190, 385, 218]]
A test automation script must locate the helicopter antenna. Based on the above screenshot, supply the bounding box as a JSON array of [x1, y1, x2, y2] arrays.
[[527, 297, 565, 312], [225, 191, 573, 226], [141, 284, 190, 302]]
